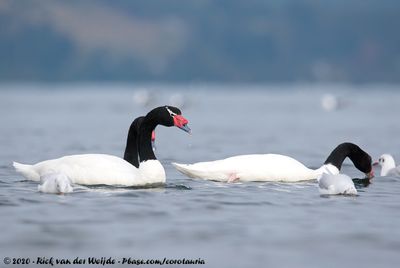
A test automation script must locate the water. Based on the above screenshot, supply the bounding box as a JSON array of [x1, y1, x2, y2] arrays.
[[1, 84, 400, 268]]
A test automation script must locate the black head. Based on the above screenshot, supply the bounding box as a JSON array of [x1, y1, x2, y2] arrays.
[[324, 142, 373, 178], [145, 106, 191, 133], [352, 150, 372, 175], [124, 105, 191, 167]]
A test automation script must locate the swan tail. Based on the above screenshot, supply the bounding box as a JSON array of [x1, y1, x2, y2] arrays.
[[13, 162, 40, 181], [172, 162, 203, 179], [172, 162, 194, 177], [172, 162, 227, 181]]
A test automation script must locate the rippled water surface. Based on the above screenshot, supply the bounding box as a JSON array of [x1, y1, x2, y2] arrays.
[[1, 84, 400, 268]]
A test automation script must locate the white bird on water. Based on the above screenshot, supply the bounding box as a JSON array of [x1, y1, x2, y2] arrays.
[[318, 173, 358, 195], [373, 154, 400, 177], [173, 142, 373, 184], [38, 172, 73, 194]]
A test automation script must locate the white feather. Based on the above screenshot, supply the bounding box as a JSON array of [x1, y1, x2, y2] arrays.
[[318, 173, 357, 195], [387, 167, 400, 177], [14, 154, 165, 186], [172, 154, 339, 182], [38, 173, 73, 194]]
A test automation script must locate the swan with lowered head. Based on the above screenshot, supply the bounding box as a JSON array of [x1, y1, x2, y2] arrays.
[[173, 142, 373, 182], [14, 106, 191, 186]]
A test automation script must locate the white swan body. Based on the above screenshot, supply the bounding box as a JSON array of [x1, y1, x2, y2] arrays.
[[38, 172, 73, 194], [318, 173, 357, 195], [14, 154, 165, 186], [173, 154, 339, 182], [375, 154, 400, 177]]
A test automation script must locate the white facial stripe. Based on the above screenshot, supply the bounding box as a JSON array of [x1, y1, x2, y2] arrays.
[[166, 106, 177, 117]]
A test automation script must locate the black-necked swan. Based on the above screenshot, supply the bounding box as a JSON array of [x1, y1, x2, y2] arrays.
[[373, 154, 400, 176], [172, 142, 373, 182], [13, 106, 191, 186], [38, 172, 73, 194]]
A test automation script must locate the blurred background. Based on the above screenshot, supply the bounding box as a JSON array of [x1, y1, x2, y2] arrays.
[[1, 0, 400, 84], [2, 2, 400, 268]]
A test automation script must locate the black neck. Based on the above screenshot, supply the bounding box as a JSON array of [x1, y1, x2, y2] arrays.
[[123, 106, 179, 167], [137, 114, 159, 162], [123, 113, 159, 167], [324, 142, 366, 170], [123, 117, 144, 168], [137, 125, 157, 163]]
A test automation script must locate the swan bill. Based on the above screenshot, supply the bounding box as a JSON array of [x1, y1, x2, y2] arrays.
[[178, 124, 191, 134], [173, 114, 191, 134]]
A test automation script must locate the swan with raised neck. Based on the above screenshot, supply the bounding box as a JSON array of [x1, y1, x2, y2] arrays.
[[14, 106, 191, 186]]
